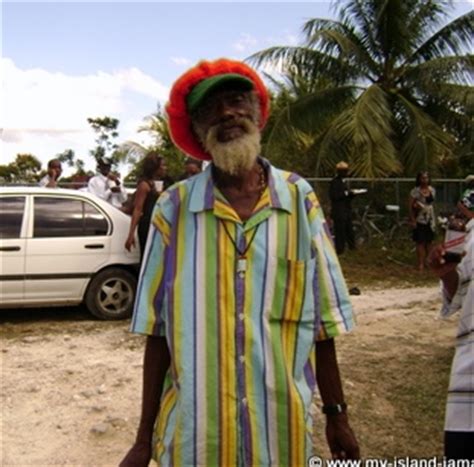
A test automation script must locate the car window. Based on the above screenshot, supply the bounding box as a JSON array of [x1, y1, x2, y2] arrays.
[[34, 197, 108, 237], [0, 196, 26, 239]]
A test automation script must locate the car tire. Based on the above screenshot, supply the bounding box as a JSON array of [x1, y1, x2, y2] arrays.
[[85, 267, 137, 320]]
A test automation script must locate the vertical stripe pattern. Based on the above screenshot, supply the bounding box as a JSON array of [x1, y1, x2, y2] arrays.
[[131, 159, 355, 466]]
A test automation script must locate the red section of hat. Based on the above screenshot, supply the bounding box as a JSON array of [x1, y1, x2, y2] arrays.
[[166, 59, 270, 161]]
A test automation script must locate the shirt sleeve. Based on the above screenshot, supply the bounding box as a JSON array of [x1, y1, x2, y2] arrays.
[[118, 186, 128, 203], [38, 176, 49, 187], [130, 193, 173, 337], [88, 177, 111, 201], [440, 234, 472, 318], [304, 186, 356, 340]]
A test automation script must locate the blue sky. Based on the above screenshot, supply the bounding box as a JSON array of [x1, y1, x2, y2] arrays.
[[1, 1, 472, 175]]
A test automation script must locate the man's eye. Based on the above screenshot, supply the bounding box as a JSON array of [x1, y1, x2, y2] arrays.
[[230, 95, 245, 105]]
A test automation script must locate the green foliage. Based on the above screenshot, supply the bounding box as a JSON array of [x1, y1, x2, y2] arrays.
[[250, 0, 473, 178], [87, 116, 126, 166], [0, 154, 42, 183], [122, 104, 188, 182], [56, 149, 76, 167]]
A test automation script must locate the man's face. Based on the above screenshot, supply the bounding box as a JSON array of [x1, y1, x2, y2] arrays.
[[194, 89, 258, 143], [49, 161, 62, 177], [192, 87, 262, 175], [98, 164, 111, 176], [185, 163, 201, 176]]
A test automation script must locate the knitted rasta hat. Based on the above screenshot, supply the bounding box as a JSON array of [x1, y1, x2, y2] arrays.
[[166, 58, 270, 161]]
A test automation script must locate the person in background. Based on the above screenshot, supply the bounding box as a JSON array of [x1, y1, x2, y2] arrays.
[[329, 161, 356, 255], [125, 152, 166, 258], [180, 157, 202, 179], [38, 159, 62, 188], [87, 157, 128, 208], [156, 159, 174, 190], [457, 174, 474, 221], [428, 218, 474, 459], [409, 171, 436, 271], [120, 58, 358, 467]]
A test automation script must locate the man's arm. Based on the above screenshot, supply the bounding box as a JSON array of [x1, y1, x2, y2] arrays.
[[457, 200, 474, 220], [316, 338, 360, 460], [428, 244, 460, 300], [120, 336, 170, 467]]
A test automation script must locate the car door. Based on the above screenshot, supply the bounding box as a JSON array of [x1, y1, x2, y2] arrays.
[[0, 195, 27, 304], [24, 195, 112, 303]]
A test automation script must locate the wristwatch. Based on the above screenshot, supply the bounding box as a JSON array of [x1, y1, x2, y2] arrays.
[[322, 402, 347, 415]]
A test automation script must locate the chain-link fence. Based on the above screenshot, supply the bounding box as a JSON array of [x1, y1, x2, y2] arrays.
[[307, 177, 468, 220]]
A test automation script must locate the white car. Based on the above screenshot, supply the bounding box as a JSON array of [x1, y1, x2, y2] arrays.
[[0, 187, 140, 319]]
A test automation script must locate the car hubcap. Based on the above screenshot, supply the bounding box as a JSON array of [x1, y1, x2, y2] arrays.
[[98, 278, 133, 315]]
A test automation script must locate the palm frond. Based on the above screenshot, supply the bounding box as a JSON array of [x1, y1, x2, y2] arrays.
[[396, 93, 455, 173], [119, 141, 148, 165], [319, 84, 401, 178], [331, 1, 381, 61], [247, 46, 359, 85], [400, 54, 474, 86], [419, 83, 474, 114], [264, 86, 356, 149], [303, 16, 380, 77], [404, 0, 451, 50], [407, 10, 473, 64], [425, 101, 473, 141]]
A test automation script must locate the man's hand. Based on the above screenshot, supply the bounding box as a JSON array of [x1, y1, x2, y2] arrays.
[[326, 413, 360, 459], [125, 235, 136, 252], [427, 244, 459, 278], [119, 440, 152, 467]]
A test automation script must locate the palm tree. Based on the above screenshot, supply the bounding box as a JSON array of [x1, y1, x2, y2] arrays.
[[249, 0, 473, 178], [121, 104, 186, 181]]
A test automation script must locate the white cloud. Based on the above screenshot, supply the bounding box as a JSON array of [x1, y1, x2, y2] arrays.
[[0, 58, 169, 174], [171, 57, 192, 66], [233, 33, 258, 53]]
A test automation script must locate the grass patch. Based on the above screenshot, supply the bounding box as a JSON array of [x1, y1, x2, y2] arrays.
[[338, 241, 438, 289]]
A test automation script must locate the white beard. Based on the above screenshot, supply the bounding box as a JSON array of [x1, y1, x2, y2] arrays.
[[203, 122, 261, 176]]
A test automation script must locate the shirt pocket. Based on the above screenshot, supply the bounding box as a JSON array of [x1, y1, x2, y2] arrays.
[[266, 256, 316, 324]]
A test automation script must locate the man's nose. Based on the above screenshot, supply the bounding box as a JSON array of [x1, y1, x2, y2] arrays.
[[217, 100, 240, 119]]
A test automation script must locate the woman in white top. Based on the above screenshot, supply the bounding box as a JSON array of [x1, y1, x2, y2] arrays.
[[409, 171, 436, 271]]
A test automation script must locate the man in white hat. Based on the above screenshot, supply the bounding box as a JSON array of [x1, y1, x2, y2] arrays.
[[329, 161, 356, 255], [87, 157, 128, 208]]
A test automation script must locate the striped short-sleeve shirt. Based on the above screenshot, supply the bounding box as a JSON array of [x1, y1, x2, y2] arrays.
[[441, 219, 474, 433], [131, 158, 355, 466]]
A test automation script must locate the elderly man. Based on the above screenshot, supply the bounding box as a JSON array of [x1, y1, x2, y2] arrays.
[[121, 59, 359, 467]]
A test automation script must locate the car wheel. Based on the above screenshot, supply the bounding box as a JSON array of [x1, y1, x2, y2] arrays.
[[85, 267, 137, 320]]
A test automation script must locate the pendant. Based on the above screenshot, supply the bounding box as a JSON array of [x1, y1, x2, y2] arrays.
[[237, 257, 247, 278]]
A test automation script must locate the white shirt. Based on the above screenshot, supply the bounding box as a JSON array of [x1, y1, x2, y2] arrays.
[[38, 174, 56, 187], [441, 219, 474, 432], [87, 173, 128, 208]]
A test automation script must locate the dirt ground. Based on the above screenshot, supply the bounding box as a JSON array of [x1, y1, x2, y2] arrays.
[[1, 285, 457, 466]]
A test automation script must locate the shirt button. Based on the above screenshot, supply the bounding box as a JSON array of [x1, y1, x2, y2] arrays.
[[239, 355, 245, 363], [238, 313, 245, 321], [241, 398, 247, 405]]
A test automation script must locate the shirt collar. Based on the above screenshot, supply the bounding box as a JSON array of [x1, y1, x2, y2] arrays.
[[188, 157, 293, 215]]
